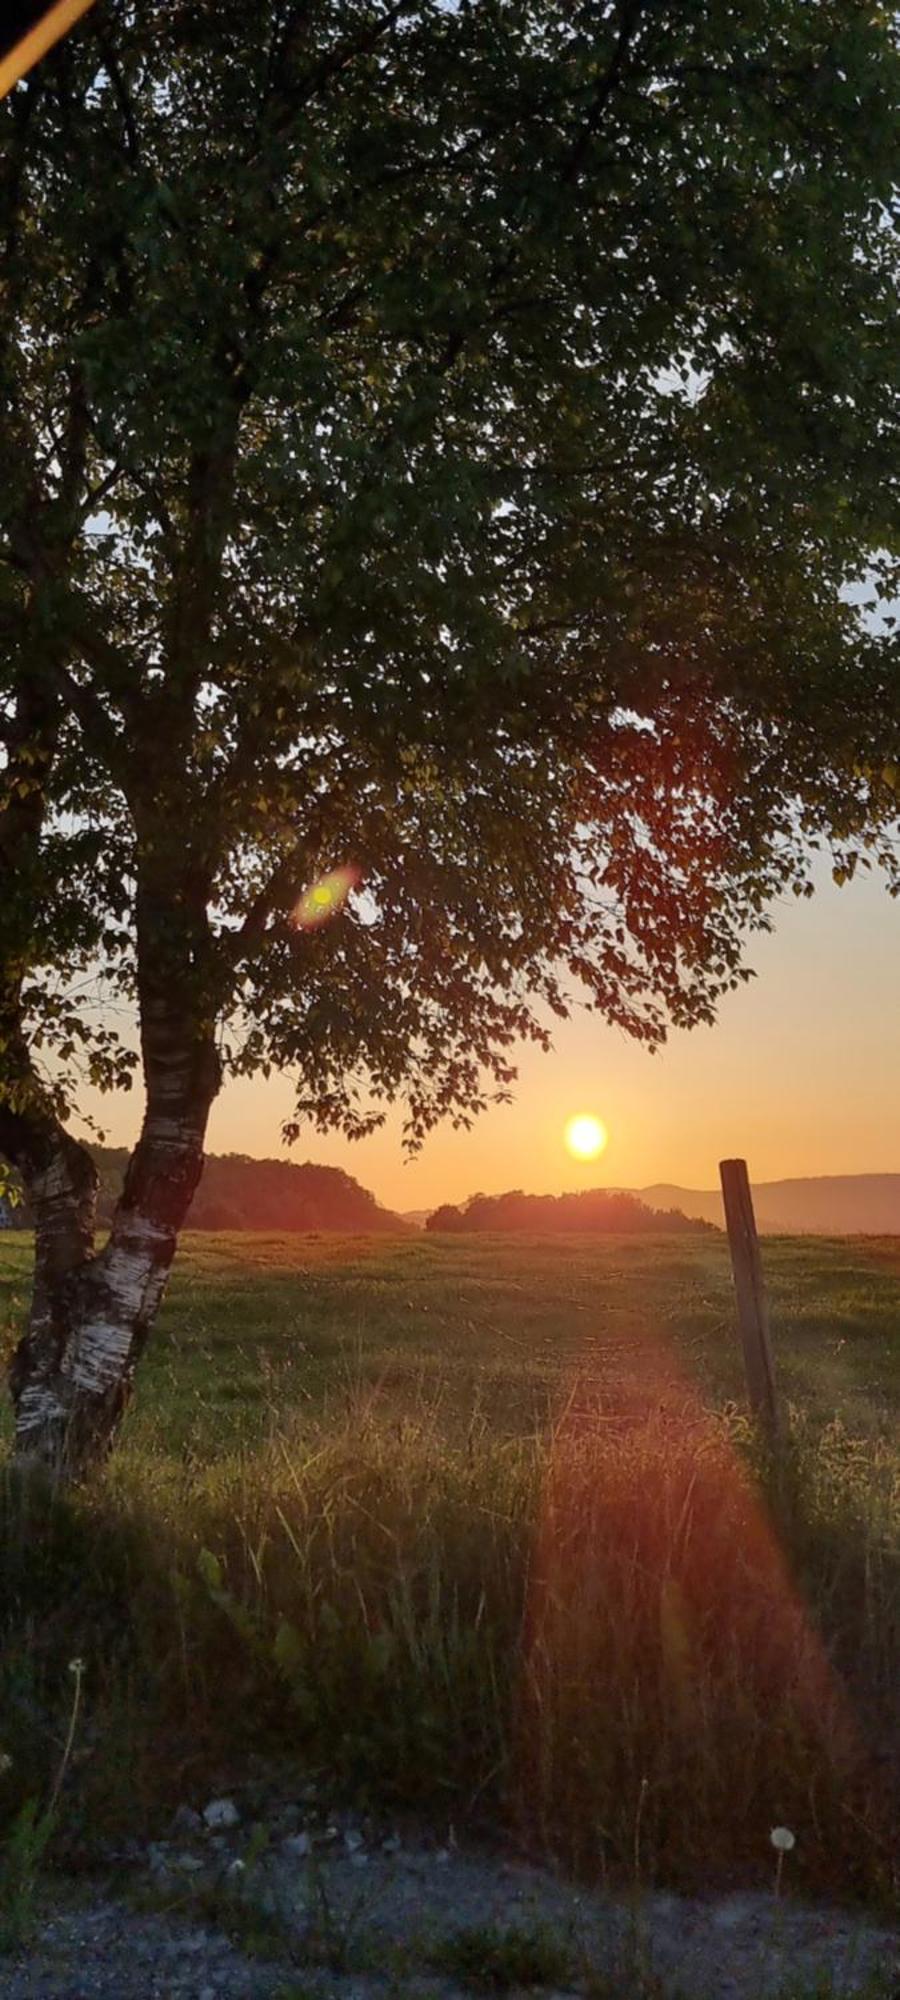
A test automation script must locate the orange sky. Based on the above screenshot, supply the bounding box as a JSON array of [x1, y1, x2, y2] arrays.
[[73, 856, 900, 1211]]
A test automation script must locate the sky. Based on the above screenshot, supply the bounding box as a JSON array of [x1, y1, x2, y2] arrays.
[[75, 855, 900, 1212]]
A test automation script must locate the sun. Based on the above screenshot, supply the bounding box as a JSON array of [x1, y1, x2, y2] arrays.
[[564, 1113, 608, 1162]]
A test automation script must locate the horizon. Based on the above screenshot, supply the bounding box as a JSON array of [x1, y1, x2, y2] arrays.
[[72, 854, 900, 1211]]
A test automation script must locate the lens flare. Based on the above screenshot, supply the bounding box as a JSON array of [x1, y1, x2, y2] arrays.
[[564, 1114, 608, 1161], [291, 864, 360, 931]]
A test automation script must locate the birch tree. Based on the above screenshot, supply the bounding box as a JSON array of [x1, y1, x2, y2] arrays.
[[1, 0, 898, 1477]]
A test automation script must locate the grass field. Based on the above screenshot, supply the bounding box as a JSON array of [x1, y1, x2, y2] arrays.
[[0, 1228, 898, 1912], [3, 1226, 895, 1458]]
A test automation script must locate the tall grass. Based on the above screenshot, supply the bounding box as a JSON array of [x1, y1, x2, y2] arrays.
[[1, 1381, 897, 1911]]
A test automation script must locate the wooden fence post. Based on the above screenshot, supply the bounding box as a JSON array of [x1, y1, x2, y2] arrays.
[[719, 1158, 782, 1445]]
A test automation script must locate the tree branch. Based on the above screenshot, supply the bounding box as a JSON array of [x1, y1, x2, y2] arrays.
[[48, 659, 134, 790], [83, 459, 126, 515], [563, 0, 658, 186], [226, 832, 320, 957], [264, 0, 415, 142], [92, 11, 141, 163]]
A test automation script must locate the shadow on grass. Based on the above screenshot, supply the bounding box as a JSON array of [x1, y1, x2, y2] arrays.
[[0, 1389, 896, 1915]]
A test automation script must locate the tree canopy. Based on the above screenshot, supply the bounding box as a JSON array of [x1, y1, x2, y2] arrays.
[[3, 0, 898, 1154]]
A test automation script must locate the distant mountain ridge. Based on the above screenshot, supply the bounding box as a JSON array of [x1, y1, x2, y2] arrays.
[[405, 1175, 900, 1235], [626, 1175, 900, 1235], [3, 1164, 897, 1237]]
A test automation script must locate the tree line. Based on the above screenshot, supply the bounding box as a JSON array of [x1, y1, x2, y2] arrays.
[[0, 1149, 407, 1234], [426, 1189, 716, 1234]]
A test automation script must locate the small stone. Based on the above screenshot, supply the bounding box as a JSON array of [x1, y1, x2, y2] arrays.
[[148, 1844, 171, 1874], [226, 1858, 246, 1879], [282, 1831, 311, 1858], [350, 1850, 369, 1870], [434, 1847, 451, 1865], [381, 1834, 402, 1854], [203, 1798, 240, 1830], [176, 1853, 205, 1874], [171, 1804, 203, 1837], [199, 1988, 218, 2000], [710, 1894, 760, 1930], [344, 1828, 363, 1853]]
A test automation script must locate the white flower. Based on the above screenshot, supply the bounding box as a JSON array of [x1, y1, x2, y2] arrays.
[[770, 1826, 796, 1852], [0, 1752, 12, 1776], [68, 1657, 86, 1677]]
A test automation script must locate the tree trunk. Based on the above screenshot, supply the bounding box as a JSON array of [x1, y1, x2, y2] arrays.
[[8, 1002, 221, 1480]]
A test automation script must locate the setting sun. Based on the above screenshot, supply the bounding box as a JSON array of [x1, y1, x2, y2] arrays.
[[564, 1114, 609, 1162]]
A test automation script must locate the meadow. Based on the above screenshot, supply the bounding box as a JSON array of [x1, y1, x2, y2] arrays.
[[0, 1229, 897, 1914]]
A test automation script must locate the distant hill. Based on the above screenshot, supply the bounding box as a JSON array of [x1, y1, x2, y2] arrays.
[[1, 1149, 410, 1234], [425, 1188, 715, 1234], [411, 1174, 900, 1236], [3, 1162, 897, 1237], [630, 1175, 900, 1235]]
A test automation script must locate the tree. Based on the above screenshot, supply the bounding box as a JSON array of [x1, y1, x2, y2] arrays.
[[424, 1188, 714, 1232], [1, 0, 898, 1477]]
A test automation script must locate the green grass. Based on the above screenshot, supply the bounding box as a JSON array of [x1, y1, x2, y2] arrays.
[[429, 1919, 577, 1990], [0, 1229, 897, 1917], [2, 1229, 898, 1459]]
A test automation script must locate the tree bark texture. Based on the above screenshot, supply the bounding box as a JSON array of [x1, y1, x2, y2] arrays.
[[5, 994, 220, 1480]]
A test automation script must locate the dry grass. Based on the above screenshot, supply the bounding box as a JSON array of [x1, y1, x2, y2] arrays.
[[0, 1231, 897, 1913]]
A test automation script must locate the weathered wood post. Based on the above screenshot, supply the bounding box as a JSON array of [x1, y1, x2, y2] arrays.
[[719, 1158, 782, 1445]]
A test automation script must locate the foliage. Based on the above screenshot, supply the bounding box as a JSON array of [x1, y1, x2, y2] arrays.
[[0, 1657, 83, 1952], [426, 1187, 717, 1232], [1, 0, 898, 1154]]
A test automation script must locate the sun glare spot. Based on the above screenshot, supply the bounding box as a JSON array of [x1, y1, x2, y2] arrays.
[[291, 864, 360, 930], [564, 1114, 608, 1162]]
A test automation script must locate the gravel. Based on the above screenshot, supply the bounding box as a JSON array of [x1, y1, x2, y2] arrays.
[[3, 1794, 898, 1999]]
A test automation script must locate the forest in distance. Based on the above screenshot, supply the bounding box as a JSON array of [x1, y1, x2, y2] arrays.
[[4, 1150, 898, 1236], [0, 1148, 711, 1236], [425, 1188, 716, 1233]]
